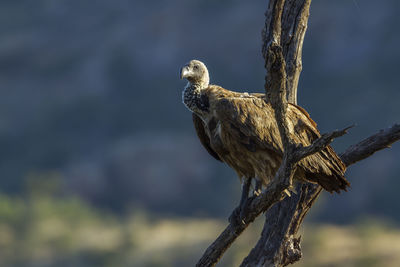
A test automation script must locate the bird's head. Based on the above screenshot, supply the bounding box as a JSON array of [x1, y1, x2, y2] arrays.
[[180, 59, 209, 88]]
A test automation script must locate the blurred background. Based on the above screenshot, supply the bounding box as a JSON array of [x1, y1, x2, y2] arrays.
[[0, 0, 399, 266]]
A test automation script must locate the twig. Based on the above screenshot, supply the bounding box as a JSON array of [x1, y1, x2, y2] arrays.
[[341, 124, 400, 166]]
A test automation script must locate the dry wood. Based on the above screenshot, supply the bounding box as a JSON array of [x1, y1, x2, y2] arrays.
[[241, 126, 400, 267], [196, 124, 400, 267], [195, 0, 400, 266]]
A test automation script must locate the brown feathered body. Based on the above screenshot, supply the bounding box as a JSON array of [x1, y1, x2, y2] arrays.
[[181, 60, 349, 193], [189, 85, 349, 193]]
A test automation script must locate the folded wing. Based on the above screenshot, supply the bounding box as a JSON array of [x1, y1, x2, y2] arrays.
[[211, 91, 349, 193]]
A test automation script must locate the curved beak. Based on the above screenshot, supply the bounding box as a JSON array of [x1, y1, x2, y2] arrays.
[[180, 65, 190, 80]]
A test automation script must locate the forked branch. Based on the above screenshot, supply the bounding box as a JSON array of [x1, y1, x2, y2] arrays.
[[196, 42, 352, 267], [196, 124, 400, 267], [241, 124, 400, 267], [195, 0, 400, 266]]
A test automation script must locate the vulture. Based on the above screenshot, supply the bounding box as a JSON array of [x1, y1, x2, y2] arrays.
[[180, 59, 349, 213]]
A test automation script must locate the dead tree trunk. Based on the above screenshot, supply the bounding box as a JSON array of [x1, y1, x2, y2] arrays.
[[196, 1, 400, 266], [242, 1, 314, 265]]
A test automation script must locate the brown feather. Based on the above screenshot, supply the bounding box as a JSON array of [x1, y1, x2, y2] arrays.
[[193, 85, 350, 193], [192, 113, 222, 161]]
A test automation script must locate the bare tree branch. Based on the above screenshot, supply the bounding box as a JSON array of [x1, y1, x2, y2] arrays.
[[195, 1, 400, 266], [196, 124, 400, 267], [263, 0, 311, 104], [341, 124, 400, 166], [196, 129, 349, 267], [296, 125, 354, 160], [241, 124, 400, 267], [197, 38, 351, 266]]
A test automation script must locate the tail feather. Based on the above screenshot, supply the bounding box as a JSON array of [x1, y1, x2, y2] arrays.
[[306, 172, 350, 193], [302, 145, 350, 193]]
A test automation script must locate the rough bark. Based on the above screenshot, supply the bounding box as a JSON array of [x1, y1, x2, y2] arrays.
[[196, 124, 400, 267], [240, 126, 400, 267], [241, 1, 316, 265], [340, 124, 400, 166], [195, 1, 400, 266], [263, 0, 311, 104]]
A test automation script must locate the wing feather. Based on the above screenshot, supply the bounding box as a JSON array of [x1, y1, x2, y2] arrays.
[[192, 113, 222, 162], [208, 87, 349, 192]]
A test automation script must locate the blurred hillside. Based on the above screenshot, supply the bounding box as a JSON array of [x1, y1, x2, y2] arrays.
[[0, 0, 399, 225], [0, 190, 399, 267]]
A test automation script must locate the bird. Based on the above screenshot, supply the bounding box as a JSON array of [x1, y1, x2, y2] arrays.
[[180, 59, 350, 217]]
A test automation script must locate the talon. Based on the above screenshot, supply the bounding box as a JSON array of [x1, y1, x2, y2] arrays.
[[254, 179, 262, 196], [284, 189, 291, 197], [239, 200, 248, 224]]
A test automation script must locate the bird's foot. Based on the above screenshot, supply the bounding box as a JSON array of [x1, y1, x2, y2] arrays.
[[283, 184, 297, 197], [283, 189, 292, 197], [254, 179, 262, 196], [239, 198, 249, 224]]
